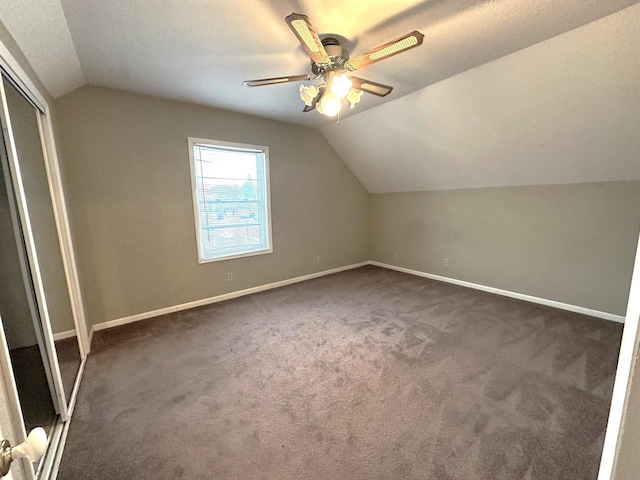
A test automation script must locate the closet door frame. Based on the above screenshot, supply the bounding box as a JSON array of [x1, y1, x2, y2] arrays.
[[0, 33, 89, 480], [0, 76, 69, 420], [0, 47, 90, 359]]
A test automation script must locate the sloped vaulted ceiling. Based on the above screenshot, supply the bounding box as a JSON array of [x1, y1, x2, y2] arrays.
[[0, 0, 639, 192], [321, 4, 640, 192]]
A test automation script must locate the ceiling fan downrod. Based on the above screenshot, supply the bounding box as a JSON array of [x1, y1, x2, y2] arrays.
[[311, 37, 349, 76]]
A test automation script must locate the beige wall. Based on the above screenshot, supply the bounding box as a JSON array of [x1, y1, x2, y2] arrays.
[[369, 182, 640, 316], [54, 84, 639, 324], [55, 86, 369, 327]]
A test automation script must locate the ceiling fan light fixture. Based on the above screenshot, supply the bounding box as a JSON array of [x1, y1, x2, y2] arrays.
[[299, 84, 320, 106], [318, 91, 342, 117], [246, 14, 425, 119], [346, 88, 363, 109], [329, 72, 352, 98]]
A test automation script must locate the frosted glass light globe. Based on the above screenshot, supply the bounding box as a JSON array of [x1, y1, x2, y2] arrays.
[[330, 73, 352, 98], [346, 88, 363, 109], [319, 91, 342, 117], [299, 84, 319, 106]]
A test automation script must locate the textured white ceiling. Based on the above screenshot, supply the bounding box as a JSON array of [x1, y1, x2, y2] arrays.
[[0, 0, 85, 97], [321, 4, 640, 192], [2, 0, 636, 127], [1, 0, 638, 192]]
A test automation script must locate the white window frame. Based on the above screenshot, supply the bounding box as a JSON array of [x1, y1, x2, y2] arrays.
[[188, 137, 273, 263]]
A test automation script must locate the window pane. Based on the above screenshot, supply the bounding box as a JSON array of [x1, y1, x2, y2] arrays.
[[190, 139, 271, 262], [201, 225, 262, 257]]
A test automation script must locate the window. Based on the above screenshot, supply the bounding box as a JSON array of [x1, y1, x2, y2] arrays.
[[188, 138, 272, 262]]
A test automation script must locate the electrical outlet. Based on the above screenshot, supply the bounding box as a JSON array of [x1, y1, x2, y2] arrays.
[[227, 272, 233, 281], [444, 258, 449, 267], [316, 256, 321, 263], [393, 252, 399, 260]]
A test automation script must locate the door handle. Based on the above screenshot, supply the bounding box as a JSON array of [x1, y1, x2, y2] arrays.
[[1, 427, 47, 477]]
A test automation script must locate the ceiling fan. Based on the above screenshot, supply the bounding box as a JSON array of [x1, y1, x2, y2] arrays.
[[243, 13, 424, 118]]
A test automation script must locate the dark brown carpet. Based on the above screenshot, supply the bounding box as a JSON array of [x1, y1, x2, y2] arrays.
[[58, 266, 622, 479]]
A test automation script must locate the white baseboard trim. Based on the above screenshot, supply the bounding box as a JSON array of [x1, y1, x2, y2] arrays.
[[89, 262, 370, 341], [52, 329, 77, 341], [88, 259, 624, 346], [370, 261, 625, 324]]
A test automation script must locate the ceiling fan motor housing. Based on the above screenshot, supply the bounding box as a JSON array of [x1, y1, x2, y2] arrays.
[[311, 38, 349, 75]]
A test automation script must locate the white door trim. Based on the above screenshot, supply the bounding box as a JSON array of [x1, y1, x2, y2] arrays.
[[598, 232, 640, 479], [36, 111, 90, 356]]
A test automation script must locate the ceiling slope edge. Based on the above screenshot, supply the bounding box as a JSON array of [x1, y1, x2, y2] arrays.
[[0, 0, 86, 98], [319, 4, 640, 194]]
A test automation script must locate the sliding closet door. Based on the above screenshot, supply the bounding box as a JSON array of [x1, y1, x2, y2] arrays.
[[0, 116, 57, 480], [2, 77, 80, 412], [0, 129, 58, 432]]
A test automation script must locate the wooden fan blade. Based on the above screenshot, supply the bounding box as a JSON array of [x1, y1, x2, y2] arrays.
[[350, 77, 393, 97], [285, 13, 331, 65], [242, 74, 311, 87], [345, 31, 424, 71]]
